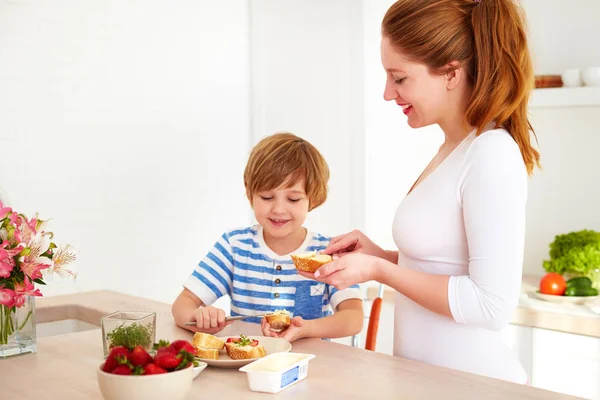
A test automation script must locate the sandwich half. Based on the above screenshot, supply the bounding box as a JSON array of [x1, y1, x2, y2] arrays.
[[265, 309, 292, 331], [291, 251, 333, 273], [192, 332, 225, 359], [224, 335, 267, 360]]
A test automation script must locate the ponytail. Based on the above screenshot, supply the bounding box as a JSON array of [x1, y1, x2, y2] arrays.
[[468, 0, 540, 175]]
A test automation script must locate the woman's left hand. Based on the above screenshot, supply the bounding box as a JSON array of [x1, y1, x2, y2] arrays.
[[298, 253, 379, 290]]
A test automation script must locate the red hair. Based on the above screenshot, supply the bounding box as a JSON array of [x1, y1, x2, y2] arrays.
[[383, 0, 540, 175]]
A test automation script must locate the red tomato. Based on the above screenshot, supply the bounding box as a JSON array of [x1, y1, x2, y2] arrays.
[[226, 337, 238, 343], [251, 340, 259, 347], [539, 273, 566, 295]]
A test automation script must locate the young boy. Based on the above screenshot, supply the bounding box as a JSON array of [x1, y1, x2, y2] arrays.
[[172, 132, 363, 342]]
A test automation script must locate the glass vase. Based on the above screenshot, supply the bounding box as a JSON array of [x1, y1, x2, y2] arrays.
[[0, 296, 37, 358]]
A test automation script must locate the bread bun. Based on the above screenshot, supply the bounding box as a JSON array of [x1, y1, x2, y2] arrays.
[[265, 313, 291, 331], [291, 252, 333, 273], [192, 332, 225, 350]]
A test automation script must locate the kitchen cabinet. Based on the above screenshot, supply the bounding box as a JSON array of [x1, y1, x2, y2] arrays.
[[502, 324, 600, 400], [531, 328, 600, 400]]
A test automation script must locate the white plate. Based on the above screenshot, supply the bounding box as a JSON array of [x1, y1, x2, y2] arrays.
[[529, 291, 599, 305], [195, 336, 292, 369]]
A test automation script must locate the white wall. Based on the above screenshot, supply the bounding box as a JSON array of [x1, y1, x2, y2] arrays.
[[0, 0, 252, 303], [520, 0, 600, 74], [250, 0, 365, 236], [362, 0, 443, 252], [520, 0, 600, 275], [525, 107, 600, 274]]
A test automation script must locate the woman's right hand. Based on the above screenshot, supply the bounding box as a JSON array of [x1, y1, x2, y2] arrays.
[[190, 306, 231, 334], [324, 229, 387, 259]]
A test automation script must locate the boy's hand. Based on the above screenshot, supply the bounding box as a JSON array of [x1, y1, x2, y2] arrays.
[[261, 316, 305, 343], [190, 306, 232, 334]]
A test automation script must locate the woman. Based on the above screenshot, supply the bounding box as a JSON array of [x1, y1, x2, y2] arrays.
[[299, 0, 540, 384]]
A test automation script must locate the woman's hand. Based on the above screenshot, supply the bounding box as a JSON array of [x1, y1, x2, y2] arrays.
[[324, 229, 387, 259], [261, 316, 305, 343], [298, 253, 380, 290]]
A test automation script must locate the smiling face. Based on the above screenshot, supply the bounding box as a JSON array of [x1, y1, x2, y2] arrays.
[[251, 177, 309, 242], [381, 36, 454, 129]]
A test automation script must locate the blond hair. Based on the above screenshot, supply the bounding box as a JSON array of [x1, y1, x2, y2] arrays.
[[382, 0, 540, 175], [244, 132, 329, 211]]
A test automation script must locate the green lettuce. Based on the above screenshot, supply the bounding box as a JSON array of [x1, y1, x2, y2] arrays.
[[543, 230, 600, 276]]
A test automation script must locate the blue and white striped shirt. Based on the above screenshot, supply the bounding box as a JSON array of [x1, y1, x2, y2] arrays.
[[184, 225, 362, 324]]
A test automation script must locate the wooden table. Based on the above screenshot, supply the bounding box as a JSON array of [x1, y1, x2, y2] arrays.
[[0, 291, 582, 399]]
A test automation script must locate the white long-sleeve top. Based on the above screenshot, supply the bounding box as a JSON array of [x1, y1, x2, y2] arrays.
[[392, 127, 528, 384]]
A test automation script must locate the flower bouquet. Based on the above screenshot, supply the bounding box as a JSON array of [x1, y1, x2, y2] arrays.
[[0, 201, 76, 357]]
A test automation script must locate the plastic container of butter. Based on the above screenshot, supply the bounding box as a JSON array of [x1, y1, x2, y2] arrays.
[[239, 352, 315, 394]]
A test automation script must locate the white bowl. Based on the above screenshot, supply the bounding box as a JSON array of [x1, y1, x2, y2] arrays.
[[562, 69, 582, 87], [582, 67, 600, 86], [193, 361, 208, 379], [97, 363, 193, 400]]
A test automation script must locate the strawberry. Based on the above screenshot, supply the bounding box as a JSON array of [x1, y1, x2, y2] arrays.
[[143, 363, 168, 375], [153, 351, 182, 370], [102, 346, 130, 373], [171, 340, 195, 354], [153, 339, 177, 354], [250, 339, 259, 347], [112, 365, 132, 375], [226, 337, 239, 343], [154, 348, 195, 371], [129, 345, 152, 366]]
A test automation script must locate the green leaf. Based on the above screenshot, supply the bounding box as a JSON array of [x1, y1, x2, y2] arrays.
[[33, 278, 46, 285], [152, 339, 170, 351]]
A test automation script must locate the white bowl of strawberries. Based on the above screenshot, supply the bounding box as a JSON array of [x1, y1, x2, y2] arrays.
[[97, 339, 198, 400]]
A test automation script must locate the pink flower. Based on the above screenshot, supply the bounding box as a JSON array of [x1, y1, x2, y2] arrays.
[[20, 260, 51, 280], [0, 287, 16, 308], [0, 257, 14, 278], [0, 201, 12, 219], [13, 277, 42, 307], [17, 214, 39, 245], [7, 212, 17, 224], [0, 241, 24, 278]]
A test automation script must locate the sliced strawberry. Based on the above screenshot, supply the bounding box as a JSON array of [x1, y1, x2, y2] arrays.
[[102, 346, 130, 373], [143, 363, 167, 375], [129, 345, 152, 366], [171, 339, 195, 354], [112, 365, 132, 375], [250, 340, 259, 347], [226, 337, 238, 343]]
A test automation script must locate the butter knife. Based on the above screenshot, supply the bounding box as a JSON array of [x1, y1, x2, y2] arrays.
[[183, 313, 270, 326]]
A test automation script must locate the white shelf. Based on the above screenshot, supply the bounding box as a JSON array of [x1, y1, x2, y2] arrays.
[[530, 86, 600, 108]]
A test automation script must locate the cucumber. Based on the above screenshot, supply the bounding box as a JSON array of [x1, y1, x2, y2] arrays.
[[564, 286, 598, 296], [566, 276, 593, 289]]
